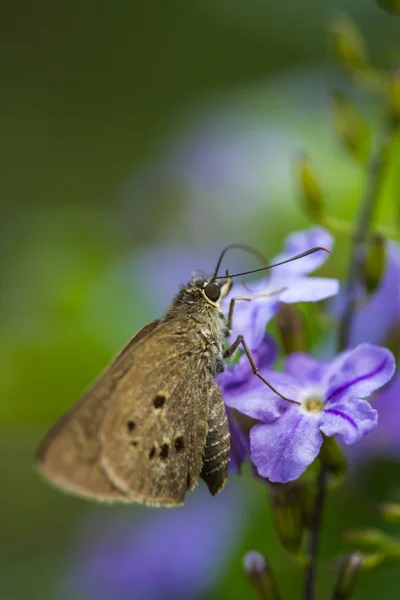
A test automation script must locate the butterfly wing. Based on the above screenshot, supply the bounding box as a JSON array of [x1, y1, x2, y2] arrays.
[[100, 318, 211, 507], [37, 318, 212, 507], [36, 320, 160, 501]]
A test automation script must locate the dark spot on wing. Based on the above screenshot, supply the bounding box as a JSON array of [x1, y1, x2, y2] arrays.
[[149, 446, 156, 459], [127, 420, 136, 432], [175, 436, 185, 452], [130, 441, 138, 447], [154, 394, 166, 408], [160, 443, 169, 459]]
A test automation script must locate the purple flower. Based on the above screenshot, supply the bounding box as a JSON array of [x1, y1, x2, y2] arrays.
[[331, 242, 400, 461], [223, 226, 339, 350], [61, 488, 246, 600], [340, 242, 400, 348], [225, 343, 395, 483], [348, 373, 400, 460]]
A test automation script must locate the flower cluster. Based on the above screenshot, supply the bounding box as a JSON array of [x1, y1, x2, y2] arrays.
[[60, 489, 246, 600], [219, 226, 397, 483]]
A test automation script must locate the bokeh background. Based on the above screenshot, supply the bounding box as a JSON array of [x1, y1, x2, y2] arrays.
[[1, 1, 400, 599]]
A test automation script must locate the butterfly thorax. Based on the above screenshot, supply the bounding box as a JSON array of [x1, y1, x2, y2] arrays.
[[159, 276, 229, 376]]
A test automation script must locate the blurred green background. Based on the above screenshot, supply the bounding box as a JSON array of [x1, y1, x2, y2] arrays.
[[1, 1, 400, 599]]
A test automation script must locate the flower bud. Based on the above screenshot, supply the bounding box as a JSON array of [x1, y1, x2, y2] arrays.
[[364, 234, 387, 294], [276, 304, 308, 354], [377, 502, 400, 524], [319, 435, 347, 487], [361, 552, 386, 569], [294, 153, 326, 221], [333, 553, 363, 600], [330, 14, 369, 71], [341, 530, 398, 568], [376, 0, 400, 17], [388, 70, 400, 128], [331, 90, 370, 163], [243, 551, 282, 600], [268, 482, 309, 555], [342, 528, 397, 553]]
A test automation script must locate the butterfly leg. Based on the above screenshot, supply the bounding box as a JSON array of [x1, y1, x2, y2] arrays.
[[226, 290, 284, 335], [224, 335, 296, 404]]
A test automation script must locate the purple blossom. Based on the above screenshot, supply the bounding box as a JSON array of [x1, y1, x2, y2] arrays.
[[225, 344, 395, 483], [223, 226, 339, 350], [349, 373, 400, 459], [340, 242, 400, 348], [334, 242, 400, 460], [61, 489, 246, 600]]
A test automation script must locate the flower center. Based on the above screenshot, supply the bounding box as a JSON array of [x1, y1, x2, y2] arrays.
[[303, 394, 324, 413]]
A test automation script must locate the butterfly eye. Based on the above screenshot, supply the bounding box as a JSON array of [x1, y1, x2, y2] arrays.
[[204, 281, 221, 302]]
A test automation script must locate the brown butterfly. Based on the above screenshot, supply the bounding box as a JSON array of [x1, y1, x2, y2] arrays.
[[37, 245, 324, 507]]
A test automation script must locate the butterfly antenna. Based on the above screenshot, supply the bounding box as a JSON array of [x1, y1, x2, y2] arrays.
[[212, 244, 268, 280], [213, 247, 330, 280]]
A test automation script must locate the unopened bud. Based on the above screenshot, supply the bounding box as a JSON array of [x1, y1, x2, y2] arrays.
[[361, 552, 386, 569], [333, 553, 363, 600], [331, 91, 370, 162], [269, 482, 309, 555], [294, 153, 326, 221], [330, 14, 369, 71], [243, 551, 267, 577], [243, 551, 281, 600], [319, 435, 347, 487], [377, 502, 400, 524], [388, 70, 400, 128], [364, 234, 387, 294], [376, 0, 400, 17], [343, 528, 395, 551], [276, 304, 308, 354]]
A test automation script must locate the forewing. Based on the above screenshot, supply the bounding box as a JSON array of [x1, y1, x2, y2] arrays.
[[36, 320, 160, 501], [100, 319, 210, 507]]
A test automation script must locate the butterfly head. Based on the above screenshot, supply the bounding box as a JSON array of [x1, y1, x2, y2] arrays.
[[201, 277, 232, 308]]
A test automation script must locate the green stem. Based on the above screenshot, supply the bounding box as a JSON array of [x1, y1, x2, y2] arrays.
[[338, 126, 394, 350], [302, 467, 328, 600], [301, 126, 391, 600]]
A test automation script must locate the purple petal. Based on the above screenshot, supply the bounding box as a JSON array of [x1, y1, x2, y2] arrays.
[[270, 227, 334, 277], [223, 370, 301, 421], [325, 344, 396, 405], [250, 408, 323, 483], [226, 295, 280, 351], [320, 398, 377, 444], [285, 353, 329, 386], [344, 242, 400, 347], [345, 373, 400, 459], [227, 409, 250, 472], [279, 277, 339, 304]]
